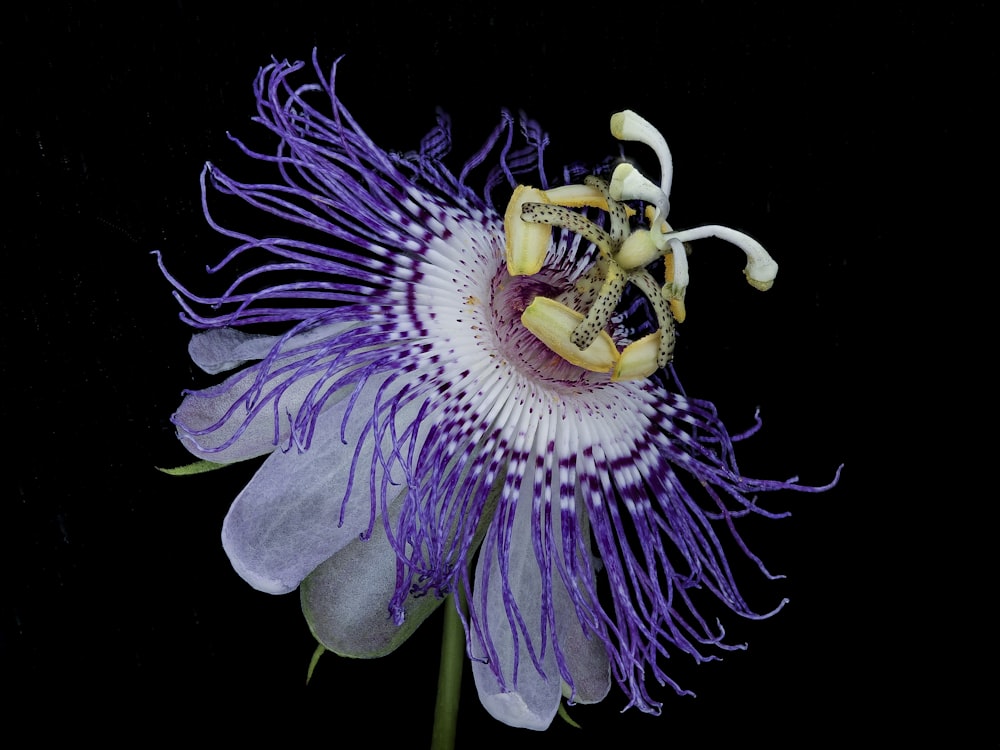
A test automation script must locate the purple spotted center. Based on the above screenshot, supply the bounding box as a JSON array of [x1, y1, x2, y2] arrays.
[[488, 270, 610, 389]]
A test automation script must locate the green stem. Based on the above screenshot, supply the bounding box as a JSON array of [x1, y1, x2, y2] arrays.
[[430, 589, 467, 750]]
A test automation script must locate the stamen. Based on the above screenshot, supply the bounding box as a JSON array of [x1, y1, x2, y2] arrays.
[[542, 183, 608, 210], [613, 332, 661, 382], [520, 296, 620, 374], [520, 202, 614, 258], [627, 269, 676, 367], [504, 185, 553, 276]]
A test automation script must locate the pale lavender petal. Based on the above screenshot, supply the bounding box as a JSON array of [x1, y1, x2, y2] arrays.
[[471, 477, 561, 731], [221, 375, 419, 594], [553, 505, 610, 705], [174, 323, 354, 463], [188, 327, 285, 375]]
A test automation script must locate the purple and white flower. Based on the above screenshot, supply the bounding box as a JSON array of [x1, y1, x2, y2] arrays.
[[160, 52, 838, 730]]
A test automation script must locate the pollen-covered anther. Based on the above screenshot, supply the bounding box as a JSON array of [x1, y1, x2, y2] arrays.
[[613, 332, 661, 381], [505, 185, 554, 276], [542, 183, 609, 210], [521, 296, 620, 374]]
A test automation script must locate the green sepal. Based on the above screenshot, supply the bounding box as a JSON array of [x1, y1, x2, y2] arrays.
[[305, 642, 326, 685], [302, 559, 445, 659], [557, 701, 582, 729], [155, 459, 229, 476]]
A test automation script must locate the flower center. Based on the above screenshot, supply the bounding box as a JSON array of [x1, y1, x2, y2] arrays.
[[489, 270, 614, 386], [503, 110, 781, 382]]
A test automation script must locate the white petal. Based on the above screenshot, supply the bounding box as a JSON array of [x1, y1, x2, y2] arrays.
[[471, 481, 561, 731], [481, 691, 550, 730], [553, 510, 611, 705], [174, 323, 353, 463], [188, 328, 280, 375], [221, 373, 419, 594]]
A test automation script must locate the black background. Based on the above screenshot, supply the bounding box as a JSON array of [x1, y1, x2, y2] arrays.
[[4, 1, 986, 743]]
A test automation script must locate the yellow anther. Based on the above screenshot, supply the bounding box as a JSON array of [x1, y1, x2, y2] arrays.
[[546, 181, 636, 219], [612, 332, 661, 381], [542, 183, 608, 210], [505, 185, 553, 276], [521, 296, 620, 374]]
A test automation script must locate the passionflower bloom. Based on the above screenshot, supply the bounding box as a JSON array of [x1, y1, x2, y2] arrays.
[[160, 52, 839, 730]]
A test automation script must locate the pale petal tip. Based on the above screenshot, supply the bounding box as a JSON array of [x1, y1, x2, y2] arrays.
[[221, 527, 299, 595], [187, 327, 275, 375], [480, 691, 557, 731]]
